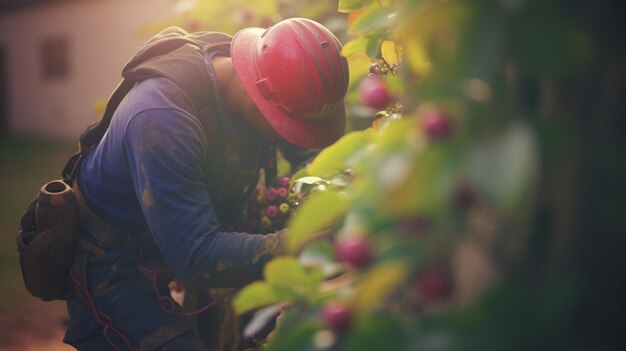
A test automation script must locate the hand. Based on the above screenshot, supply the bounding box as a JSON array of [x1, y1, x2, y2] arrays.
[[168, 280, 186, 307]]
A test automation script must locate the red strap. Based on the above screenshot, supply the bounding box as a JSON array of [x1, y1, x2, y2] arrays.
[[138, 263, 237, 317], [70, 268, 133, 351]]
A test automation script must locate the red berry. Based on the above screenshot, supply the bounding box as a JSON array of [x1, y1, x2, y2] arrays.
[[421, 107, 452, 139], [321, 301, 352, 331], [358, 77, 392, 110], [277, 176, 291, 189], [266, 188, 278, 202], [266, 205, 279, 218], [277, 187, 288, 198], [418, 266, 452, 301], [334, 235, 372, 268]]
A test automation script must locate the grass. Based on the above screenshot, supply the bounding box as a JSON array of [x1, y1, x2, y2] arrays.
[[0, 137, 76, 314]]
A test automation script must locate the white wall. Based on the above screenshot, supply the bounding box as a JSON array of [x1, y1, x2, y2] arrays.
[[0, 0, 176, 139]]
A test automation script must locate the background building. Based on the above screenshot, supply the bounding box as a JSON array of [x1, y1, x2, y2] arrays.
[[0, 0, 175, 139]]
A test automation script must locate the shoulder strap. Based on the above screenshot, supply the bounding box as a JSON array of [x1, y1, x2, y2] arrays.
[[62, 79, 134, 184], [62, 27, 231, 185], [122, 30, 231, 131]]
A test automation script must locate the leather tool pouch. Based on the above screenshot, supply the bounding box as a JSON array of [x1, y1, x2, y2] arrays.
[[16, 180, 79, 301]]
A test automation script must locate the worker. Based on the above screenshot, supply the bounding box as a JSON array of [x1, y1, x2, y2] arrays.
[[63, 17, 349, 350]]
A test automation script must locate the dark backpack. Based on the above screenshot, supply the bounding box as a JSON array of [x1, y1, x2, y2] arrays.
[[15, 26, 266, 301]]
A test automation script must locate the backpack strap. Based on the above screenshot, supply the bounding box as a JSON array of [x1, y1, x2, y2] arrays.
[[62, 78, 135, 185], [62, 27, 231, 185], [73, 181, 129, 255], [122, 30, 231, 134]]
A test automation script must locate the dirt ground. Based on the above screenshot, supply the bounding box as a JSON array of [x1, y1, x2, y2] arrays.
[[0, 299, 72, 351]]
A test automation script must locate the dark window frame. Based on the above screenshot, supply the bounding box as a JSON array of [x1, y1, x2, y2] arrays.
[[41, 36, 69, 80]]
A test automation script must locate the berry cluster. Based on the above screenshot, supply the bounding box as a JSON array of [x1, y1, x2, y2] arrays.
[[368, 58, 399, 77], [359, 58, 400, 111], [241, 176, 299, 233]]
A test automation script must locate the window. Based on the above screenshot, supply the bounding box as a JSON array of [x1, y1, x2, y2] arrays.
[[41, 37, 69, 79]]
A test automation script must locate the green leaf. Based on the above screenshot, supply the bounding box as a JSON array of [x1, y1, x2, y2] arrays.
[[395, 1, 470, 78], [307, 130, 372, 177], [350, 261, 410, 313], [286, 190, 350, 253], [342, 37, 370, 58], [264, 257, 325, 294], [266, 318, 319, 351], [338, 0, 374, 13], [346, 52, 374, 95], [383, 143, 459, 217], [381, 40, 402, 65], [299, 240, 342, 277], [349, 5, 396, 35], [291, 176, 328, 198], [467, 120, 539, 218], [289, 167, 309, 185], [344, 315, 409, 351], [292, 176, 325, 185], [233, 281, 291, 315]]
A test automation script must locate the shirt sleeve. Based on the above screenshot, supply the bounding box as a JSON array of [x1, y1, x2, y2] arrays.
[[124, 108, 282, 287]]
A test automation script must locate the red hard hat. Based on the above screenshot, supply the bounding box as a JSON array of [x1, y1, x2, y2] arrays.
[[231, 18, 349, 149]]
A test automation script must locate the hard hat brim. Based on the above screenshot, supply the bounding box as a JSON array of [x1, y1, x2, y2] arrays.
[[231, 27, 346, 149]]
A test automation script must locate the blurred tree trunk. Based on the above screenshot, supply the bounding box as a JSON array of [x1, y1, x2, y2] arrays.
[[539, 0, 626, 348]]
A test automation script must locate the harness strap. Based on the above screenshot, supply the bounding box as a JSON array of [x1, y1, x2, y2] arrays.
[[72, 181, 128, 255]]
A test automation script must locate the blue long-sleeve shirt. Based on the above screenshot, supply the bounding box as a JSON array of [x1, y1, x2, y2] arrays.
[[79, 75, 280, 285], [65, 58, 282, 346]]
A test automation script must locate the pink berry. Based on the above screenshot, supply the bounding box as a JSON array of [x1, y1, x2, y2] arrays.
[[277, 187, 288, 198], [266, 188, 278, 202], [277, 176, 291, 189], [321, 301, 352, 331], [421, 107, 452, 139], [266, 205, 279, 218], [358, 77, 392, 110], [418, 266, 452, 301], [334, 235, 372, 268]]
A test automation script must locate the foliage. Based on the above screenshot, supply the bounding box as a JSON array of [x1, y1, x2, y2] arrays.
[[232, 0, 595, 350], [141, 0, 343, 37]]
